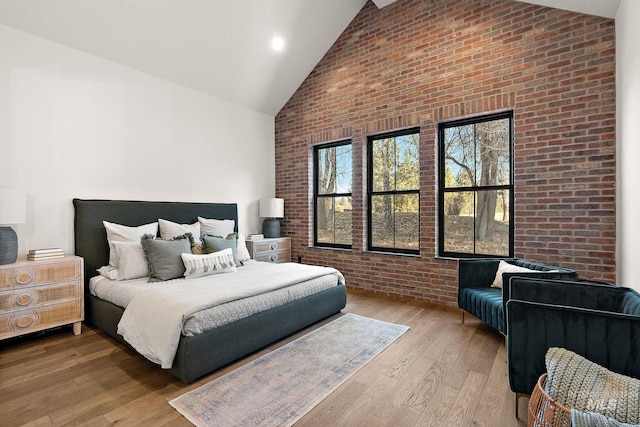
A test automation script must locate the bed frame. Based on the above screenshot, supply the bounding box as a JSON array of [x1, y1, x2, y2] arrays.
[[73, 198, 347, 382]]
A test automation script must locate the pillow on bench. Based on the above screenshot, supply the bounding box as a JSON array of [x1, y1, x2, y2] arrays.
[[491, 260, 537, 288]]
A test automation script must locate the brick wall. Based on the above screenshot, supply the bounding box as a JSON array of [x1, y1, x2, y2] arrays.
[[275, 0, 616, 305]]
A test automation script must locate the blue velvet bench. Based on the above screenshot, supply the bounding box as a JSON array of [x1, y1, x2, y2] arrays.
[[457, 258, 578, 334], [506, 277, 640, 411]]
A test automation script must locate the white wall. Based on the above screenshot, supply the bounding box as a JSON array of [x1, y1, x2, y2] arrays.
[[0, 25, 275, 256], [616, 0, 640, 291]]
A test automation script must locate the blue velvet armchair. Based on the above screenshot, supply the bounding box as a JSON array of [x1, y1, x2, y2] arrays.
[[458, 258, 578, 333], [506, 277, 640, 406]]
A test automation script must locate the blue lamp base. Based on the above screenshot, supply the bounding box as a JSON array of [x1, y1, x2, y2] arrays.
[[0, 226, 18, 265], [262, 218, 281, 238]]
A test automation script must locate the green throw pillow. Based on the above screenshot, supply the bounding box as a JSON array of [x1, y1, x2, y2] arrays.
[[140, 233, 193, 282], [202, 233, 237, 256]]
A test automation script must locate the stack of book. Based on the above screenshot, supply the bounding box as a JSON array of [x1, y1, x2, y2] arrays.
[[27, 248, 65, 261], [247, 234, 264, 241]]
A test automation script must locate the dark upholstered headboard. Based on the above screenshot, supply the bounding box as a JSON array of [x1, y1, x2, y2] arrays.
[[73, 199, 238, 289]]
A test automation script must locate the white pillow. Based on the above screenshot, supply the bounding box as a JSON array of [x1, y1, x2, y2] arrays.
[[98, 241, 148, 280], [491, 260, 537, 288], [103, 221, 158, 268], [158, 218, 202, 253], [198, 217, 235, 238], [181, 248, 237, 279], [158, 218, 201, 240], [236, 234, 251, 265]]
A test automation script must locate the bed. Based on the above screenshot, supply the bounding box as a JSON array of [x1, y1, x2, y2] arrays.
[[73, 199, 347, 382]]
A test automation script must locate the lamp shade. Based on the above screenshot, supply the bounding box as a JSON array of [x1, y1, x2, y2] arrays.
[[259, 198, 284, 218], [0, 187, 26, 225]]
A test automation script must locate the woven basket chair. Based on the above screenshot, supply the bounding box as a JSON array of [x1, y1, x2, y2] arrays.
[[528, 373, 571, 427]]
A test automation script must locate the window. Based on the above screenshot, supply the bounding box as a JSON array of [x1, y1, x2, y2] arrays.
[[438, 111, 514, 258], [367, 128, 420, 254], [314, 141, 352, 248]]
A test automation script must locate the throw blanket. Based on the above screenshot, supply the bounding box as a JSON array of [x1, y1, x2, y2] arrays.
[[572, 410, 640, 427], [117, 262, 345, 368]]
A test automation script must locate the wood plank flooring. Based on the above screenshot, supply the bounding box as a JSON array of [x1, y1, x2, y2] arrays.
[[0, 289, 528, 426]]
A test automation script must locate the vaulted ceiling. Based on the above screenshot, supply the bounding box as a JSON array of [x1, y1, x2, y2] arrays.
[[0, 0, 621, 116]]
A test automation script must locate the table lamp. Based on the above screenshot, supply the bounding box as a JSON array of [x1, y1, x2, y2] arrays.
[[259, 198, 284, 238], [0, 187, 26, 264]]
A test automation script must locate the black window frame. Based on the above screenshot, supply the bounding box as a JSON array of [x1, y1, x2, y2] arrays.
[[367, 127, 421, 255], [313, 140, 353, 249], [437, 111, 515, 259]]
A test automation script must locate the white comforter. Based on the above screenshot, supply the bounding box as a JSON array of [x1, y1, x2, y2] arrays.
[[117, 262, 345, 369]]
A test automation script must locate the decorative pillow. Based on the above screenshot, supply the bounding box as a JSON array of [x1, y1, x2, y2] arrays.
[[202, 233, 237, 257], [103, 221, 158, 268], [158, 218, 202, 253], [97, 241, 147, 280], [158, 218, 201, 240], [545, 347, 640, 424], [181, 248, 237, 279], [236, 233, 251, 265], [491, 260, 537, 288], [202, 232, 253, 266], [198, 216, 235, 238], [140, 234, 193, 282]]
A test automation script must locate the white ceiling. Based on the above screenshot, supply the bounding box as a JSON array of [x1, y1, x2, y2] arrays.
[[0, 0, 621, 116]]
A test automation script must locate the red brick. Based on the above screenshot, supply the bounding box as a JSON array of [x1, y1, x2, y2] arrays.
[[274, 0, 616, 305]]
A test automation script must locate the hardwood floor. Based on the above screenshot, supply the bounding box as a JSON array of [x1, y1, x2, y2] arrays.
[[0, 289, 528, 426]]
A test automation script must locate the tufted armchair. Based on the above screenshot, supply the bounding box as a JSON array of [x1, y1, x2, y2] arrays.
[[506, 277, 640, 415], [458, 258, 578, 333]]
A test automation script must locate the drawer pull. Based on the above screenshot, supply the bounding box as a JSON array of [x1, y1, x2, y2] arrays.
[[16, 294, 32, 306], [270, 243, 278, 250], [16, 315, 34, 328], [270, 254, 278, 262], [16, 272, 33, 285]]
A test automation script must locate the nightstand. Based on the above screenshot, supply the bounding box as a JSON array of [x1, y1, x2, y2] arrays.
[[0, 255, 84, 340], [246, 237, 291, 263]]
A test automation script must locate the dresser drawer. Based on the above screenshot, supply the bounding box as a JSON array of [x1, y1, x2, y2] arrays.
[[0, 281, 81, 312], [0, 260, 81, 290], [251, 239, 291, 253], [253, 250, 290, 263], [0, 301, 82, 338]]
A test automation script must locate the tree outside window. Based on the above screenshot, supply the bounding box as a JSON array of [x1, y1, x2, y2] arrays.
[[439, 112, 514, 257], [368, 129, 420, 254], [314, 141, 352, 248]]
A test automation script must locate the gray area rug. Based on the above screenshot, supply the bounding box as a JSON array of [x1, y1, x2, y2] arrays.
[[170, 313, 409, 426]]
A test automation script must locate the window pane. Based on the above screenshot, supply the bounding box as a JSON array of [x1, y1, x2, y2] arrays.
[[444, 125, 475, 188], [317, 147, 335, 195], [475, 118, 510, 186], [317, 147, 337, 195], [395, 193, 419, 249], [335, 144, 353, 194], [443, 191, 474, 253], [443, 190, 510, 256], [335, 196, 352, 245], [395, 134, 419, 191], [372, 138, 396, 192], [317, 145, 352, 196], [316, 197, 335, 244], [475, 189, 509, 256], [371, 194, 394, 247]]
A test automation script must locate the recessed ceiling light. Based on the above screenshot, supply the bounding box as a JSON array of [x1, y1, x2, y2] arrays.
[[272, 37, 285, 51]]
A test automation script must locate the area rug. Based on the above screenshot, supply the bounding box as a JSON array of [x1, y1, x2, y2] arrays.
[[170, 313, 409, 427]]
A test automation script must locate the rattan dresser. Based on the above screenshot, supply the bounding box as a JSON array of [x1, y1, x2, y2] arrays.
[[0, 255, 84, 339], [246, 237, 291, 263]]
